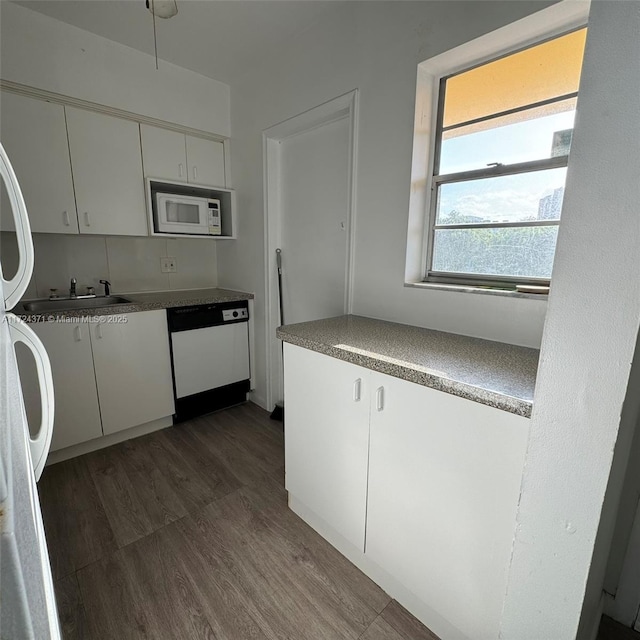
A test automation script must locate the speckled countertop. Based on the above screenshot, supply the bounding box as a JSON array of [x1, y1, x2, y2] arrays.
[[15, 288, 254, 319], [277, 315, 539, 417]]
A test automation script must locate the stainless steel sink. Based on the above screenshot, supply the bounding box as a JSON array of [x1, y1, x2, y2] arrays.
[[23, 296, 132, 313]]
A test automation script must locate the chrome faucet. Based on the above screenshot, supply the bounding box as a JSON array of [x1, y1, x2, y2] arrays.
[[70, 278, 77, 298], [99, 279, 111, 296]]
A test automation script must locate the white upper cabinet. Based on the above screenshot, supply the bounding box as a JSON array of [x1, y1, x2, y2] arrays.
[[140, 124, 188, 183], [185, 135, 225, 187], [0, 91, 79, 234], [66, 107, 147, 236], [141, 124, 226, 187]]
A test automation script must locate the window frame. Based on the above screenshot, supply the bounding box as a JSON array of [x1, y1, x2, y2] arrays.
[[427, 37, 582, 289], [404, 1, 590, 294]]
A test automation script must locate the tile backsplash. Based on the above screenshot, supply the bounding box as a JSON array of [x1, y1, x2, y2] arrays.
[[0, 232, 218, 299]]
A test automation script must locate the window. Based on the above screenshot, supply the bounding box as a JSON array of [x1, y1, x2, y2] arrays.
[[425, 28, 587, 290]]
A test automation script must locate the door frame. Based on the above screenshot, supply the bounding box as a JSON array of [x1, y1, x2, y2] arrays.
[[262, 89, 359, 410], [606, 494, 640, 629]]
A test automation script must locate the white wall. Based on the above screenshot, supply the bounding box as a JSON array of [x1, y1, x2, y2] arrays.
[[0, 2, 230, 135], [499, 2, 640, 638], [218, 1, 553, 408], [0, 232, 218, 298]]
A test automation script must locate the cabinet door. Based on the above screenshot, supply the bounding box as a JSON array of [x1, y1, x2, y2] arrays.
[[185, 135, 225, 187], [66, 107, 147, 236], [140, 124, 188, 182], [365, 372, 528, 640], [90, 311, 175, 435], [284, 343, 370, 551], [0, 92, 78, 234], [17, 321, 102, 452]]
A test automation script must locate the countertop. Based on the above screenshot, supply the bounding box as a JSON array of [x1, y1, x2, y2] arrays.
[[277, 315, 539, 417], [15, 288, 254, 319]]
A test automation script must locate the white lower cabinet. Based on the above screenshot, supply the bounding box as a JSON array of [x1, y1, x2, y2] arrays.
[[366, 370, 528, 640], [22, 310, 175, 452], [90, 310, 175, 435], [284, 343, 370, 550], [22, 321, 102, 452], [283, 343, 529, 640]]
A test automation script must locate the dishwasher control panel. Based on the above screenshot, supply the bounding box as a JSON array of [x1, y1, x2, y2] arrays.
[[167, 300, 249, 333], [222, 308, 248, 322]]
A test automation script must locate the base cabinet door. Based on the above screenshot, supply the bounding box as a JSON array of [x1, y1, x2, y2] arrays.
[[284, 343, 370, 551], [365, 371, 529, 640], [90, 311, 175, 435], [19, 321, 102, 452]]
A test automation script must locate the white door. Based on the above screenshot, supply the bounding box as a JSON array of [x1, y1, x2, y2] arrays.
[[66, 107, 147, 236], [18, 320, 102, 452], [90, 311, 175, 434], [0, 91, 78, 234], [185, 135, 225, 187], [279, 116, 350, 325], [284, 344, 370, 551], [365, 371, 528, 640]]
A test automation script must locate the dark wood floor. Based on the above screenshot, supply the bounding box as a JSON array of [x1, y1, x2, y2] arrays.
[[599, 616, 640, 640], [38, 402, 440, 640]]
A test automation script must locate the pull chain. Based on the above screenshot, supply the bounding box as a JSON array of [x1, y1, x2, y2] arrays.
[[151, 0, 159, 70]]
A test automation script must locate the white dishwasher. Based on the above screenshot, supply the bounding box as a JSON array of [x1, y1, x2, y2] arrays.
[[167, 301, 250, 422]]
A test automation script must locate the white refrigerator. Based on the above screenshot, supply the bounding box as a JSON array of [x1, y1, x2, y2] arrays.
[[0, 142, 61, 638]]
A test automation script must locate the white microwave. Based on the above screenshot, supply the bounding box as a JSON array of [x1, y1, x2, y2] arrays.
[[155, 193, 221, 236]]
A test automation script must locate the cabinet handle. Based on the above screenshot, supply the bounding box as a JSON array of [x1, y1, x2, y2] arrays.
[[74, 325, 82, 341], [178, 163, 184, 178], [353, 378, 362, 402], [63, 210, 71, 227], [193, 166, 198, 181], [96, 323, 103, 339], [84, 211, 91, 227], [376, 386, 385, 412]]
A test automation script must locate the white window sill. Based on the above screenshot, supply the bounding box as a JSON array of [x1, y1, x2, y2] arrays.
[[404, 281, 549, 301]]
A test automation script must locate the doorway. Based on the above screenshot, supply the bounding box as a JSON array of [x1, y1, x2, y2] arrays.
[[263, 90, 358, 410]]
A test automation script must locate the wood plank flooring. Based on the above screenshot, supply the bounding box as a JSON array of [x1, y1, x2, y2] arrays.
[[38, 402, 439, 640]]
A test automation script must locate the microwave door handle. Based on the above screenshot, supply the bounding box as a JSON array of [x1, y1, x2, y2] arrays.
[[0, 143, 34, 310]]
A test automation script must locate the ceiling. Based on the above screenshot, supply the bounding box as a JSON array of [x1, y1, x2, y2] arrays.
[[10, 0, 342, 84]]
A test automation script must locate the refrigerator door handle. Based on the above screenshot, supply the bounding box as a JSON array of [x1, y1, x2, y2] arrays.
[[0, 143, 34, 311], [8, 314, 55, 481]]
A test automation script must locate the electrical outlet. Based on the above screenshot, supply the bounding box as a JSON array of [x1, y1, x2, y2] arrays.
[[161, 257, 177, 273]]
